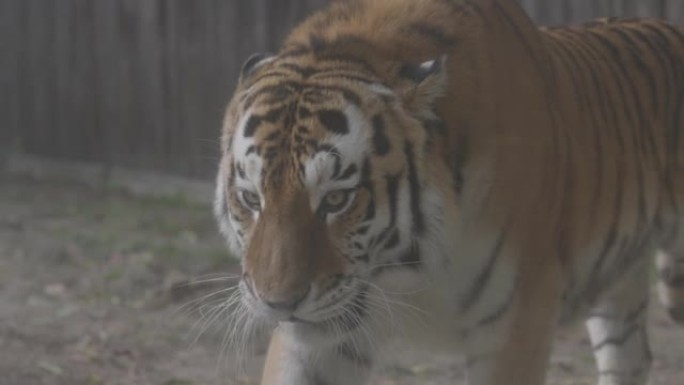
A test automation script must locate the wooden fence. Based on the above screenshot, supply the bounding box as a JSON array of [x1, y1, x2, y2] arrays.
[[2, 0, 683, 179], [2, 0, 328, 179]]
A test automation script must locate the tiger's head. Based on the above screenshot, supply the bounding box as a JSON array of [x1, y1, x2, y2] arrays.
[[214, 39, 448, 341]]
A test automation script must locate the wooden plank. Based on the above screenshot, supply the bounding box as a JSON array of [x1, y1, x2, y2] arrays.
[[0, 0, 22, 161], [22, 0, 57, 158], [137, 0, 168, 173], [666, 0, 684, 25], [174, 0, 204, 177], [67, 0, 98, 162], [93, 0, 124, 174], [118, 0, 145, 171], [192, 0, 222, 179], [161, 0, 183, 175]]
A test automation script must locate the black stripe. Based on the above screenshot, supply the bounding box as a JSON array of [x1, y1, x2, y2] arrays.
[[658, 22, 684, 56], [613, 29, 658, 113], [588, 31, 641, 133], [243, 116, 262, 138], [404, 142, 425, 235], [371, 172, 402, 250], [228, 162, 237, 186], [565, 29, 616, 223], [235, 163, 246, 179], [449, 124, 468, 193], [592, 322, 641, 350], [627, 25, 673, 84], [331, 157, 342, 179], [337, 163, 358, 181], [460, 229, 507, 312], [318, 110, 349, 135], [383, 229, 400, 250], [360, 159, 375, 221], [246, 71, 292, 86], [398, 241, 421, 269], [588, 300, 648, 323], [304, 84, 363, 106], [297, 107, 312, 119], [308, 67, 378, 84], [355, 225, 370, 235], [242, 82, 299, 109], [247, 82, 362, 108], [550, 33, 603, 225], [385, 173, 401, 227], [278, 62, 317, 78], [578, 32, 626, 152], [473, 286, 516, 329], [565, 32, 625, 291], [612, 29, 659, 165], [589, 31, 649, 232], [245, 145, 258, 156], [363, 199, 376, 221], [372, 115, 391, 156]]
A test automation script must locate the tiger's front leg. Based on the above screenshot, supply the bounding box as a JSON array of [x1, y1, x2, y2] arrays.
[[463, 258, 562, 385], [260, 327, 374, 385]]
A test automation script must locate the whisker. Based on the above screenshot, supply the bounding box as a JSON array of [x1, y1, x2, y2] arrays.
[[182, 275, 242, 285], [173, 285, 238, 317], [357, 260, 424, 274], [190, 290, 242, 345]]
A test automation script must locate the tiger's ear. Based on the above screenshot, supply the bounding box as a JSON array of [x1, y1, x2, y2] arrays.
[[239, 52, 274, 82], [397, 56, 447, 113]]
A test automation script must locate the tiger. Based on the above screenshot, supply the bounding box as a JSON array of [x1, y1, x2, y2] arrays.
[[212, 0, 684, 384]]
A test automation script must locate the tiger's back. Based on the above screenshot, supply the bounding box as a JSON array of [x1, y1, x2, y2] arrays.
[[540, 18, 684, 322]]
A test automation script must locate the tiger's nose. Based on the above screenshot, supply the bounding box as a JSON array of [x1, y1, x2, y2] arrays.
[[263, 286, 310, 312]]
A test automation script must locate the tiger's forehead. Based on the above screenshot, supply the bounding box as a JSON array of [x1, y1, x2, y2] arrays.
[[230, 93, 372, 194], [226, 54, 398, 195]]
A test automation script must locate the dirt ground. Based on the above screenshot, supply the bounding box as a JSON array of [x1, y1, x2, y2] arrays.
[[1, 174, 683, 385]]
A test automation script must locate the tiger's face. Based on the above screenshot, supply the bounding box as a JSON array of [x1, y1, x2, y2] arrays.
[[215, 50, 445, 340]]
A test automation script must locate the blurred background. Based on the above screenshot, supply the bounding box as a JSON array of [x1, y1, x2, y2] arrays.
[[1, 1, 683, 385], [2, 0, 683, 183]]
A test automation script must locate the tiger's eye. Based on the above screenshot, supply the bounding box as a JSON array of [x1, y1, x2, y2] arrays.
[[321, 190, 351, 214], [241, 190, 261, 211]]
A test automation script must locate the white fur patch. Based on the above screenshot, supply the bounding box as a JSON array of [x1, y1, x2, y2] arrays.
[[367, 83, 394, 96], [231, 109, 265, 213], [304, 104, 370, 211], [213, 161, 242, 256]]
